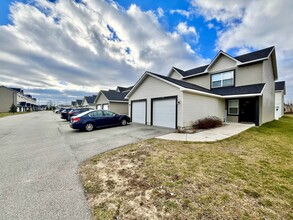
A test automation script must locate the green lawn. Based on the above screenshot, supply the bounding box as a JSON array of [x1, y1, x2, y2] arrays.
[[0, 112, 31, 118], [80, 116, 293, 219]]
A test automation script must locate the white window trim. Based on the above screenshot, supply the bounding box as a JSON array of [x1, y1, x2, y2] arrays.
[[228, 99, 239, 115], [212, 70, 234, 88]]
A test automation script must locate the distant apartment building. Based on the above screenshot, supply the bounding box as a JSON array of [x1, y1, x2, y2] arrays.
[[0, 86, 37, 112]]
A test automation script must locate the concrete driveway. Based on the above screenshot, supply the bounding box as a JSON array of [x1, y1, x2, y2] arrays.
[[0, 111, 172, 220]]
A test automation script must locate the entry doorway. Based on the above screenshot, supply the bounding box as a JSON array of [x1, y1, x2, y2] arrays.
[[239, 98, 257, 124]]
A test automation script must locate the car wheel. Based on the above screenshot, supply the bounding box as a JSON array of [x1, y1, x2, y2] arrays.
[[85, 123, 94, 132], [120, 119, 127, 126]]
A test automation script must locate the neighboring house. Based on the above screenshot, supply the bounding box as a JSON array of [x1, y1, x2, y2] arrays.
[[76, 99, 83, 107], [126, 46, 285, 129], [0, 86, 37, 112], [94, 89, 129, 115], [71, 101, 77, 107], [275, 81, 286, 119], [116, 86, 133, 93], [81, 95, 97, 108]]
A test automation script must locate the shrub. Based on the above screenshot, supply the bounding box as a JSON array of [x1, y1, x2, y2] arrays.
[[193, 116, 223, 129], [9, 104, 17, 114]]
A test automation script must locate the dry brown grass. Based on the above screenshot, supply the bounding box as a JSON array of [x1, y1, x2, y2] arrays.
[[80, 116, 293, 219], [0, 112, 30, 118]]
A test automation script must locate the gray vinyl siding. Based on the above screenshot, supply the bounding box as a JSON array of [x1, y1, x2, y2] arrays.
[[184, 74, 210, 89], [109, 102, 128, 115], [169, 70, 182, 80], [261, 57, 275, 124], [236, 63, 263, 86], [182, 92, 225, 127], [96, 93, 109, 107], [185, 59, 263, 89], [227, 115, 238, 123], [208, 55, 237, 73], [0, 87, 17, 112], [129, 75, 183, 127]]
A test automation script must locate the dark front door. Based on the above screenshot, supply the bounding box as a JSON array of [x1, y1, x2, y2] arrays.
[[239, 98, 256, 123]]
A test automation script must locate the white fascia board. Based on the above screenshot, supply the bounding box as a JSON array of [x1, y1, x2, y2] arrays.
[[170, 67, 184, 78], [223, 93, 262, 98], [125, 72, 149, 99], [167, 67, 177, 77], [180, 88, 222, 98], [109, 100, 128, 103], [182, 71, 207, 79], [237, 58, 268, 66], [206, 51, 242, 71], [147, 72, 184, 90], [126, 71, 184, 99]]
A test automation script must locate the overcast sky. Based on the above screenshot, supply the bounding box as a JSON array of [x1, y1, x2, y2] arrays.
[[0, 0, 292, 104]]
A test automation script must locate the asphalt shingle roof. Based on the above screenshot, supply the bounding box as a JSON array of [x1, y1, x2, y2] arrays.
[[234, 46, 274, 63], [102, 90, 128, 101], [117, 86, 133, 93], [211, 83, 265, 96], [173, 47, 275, 78], [275, 81, 285, 91], [150, 72, 265, 97], [85, 95, 97, 104], [76, 100, 82, 105], [151, 73, 211, 93]]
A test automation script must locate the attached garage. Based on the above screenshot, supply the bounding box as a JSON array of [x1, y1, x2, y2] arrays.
[[131, 100, 146, 124], [102, 104, 109, 110], [152, 97, 177, 129]]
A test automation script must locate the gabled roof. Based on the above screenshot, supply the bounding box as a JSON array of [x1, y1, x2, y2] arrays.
[[170, 46, 276, 79], [76, 100, 82, 105], [101, 90, 128, 102], [71, 101, 76, 106], [234, 46, 275, 62], [117, 86, 133, 93], [205, 50, 241, 72], [172, 65, 209, 78], [126, 71, 265, 99], [10, 88, 23, 93], [151, 73, 211, 94], [84, 95, 97, 104], [275, 81, 286, 94], [211, 83, 265, 96]]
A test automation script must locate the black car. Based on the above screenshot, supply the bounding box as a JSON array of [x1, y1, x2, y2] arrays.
[[70, 110, 131, 132], [55, 107, 65, 114], [61, 108, 74, 120], [67, 108, 93, 121]]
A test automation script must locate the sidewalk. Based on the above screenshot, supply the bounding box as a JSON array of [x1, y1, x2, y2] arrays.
[[156, 123, 255, 142]]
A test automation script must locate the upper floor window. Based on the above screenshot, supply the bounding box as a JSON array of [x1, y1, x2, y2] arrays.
[[211, 71, 234, 88]]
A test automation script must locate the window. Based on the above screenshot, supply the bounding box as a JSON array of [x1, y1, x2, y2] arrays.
[[103, 110, 115, 117], [212, 71, 234, 88], [89, 110, 103, 117], [228, 100, 239, 115]]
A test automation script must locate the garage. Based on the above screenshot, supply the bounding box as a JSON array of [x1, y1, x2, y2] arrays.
[[97, 104, 101, 110], [102, 104, 109, 110], [131, 100, 146, 124], [152, 97, 177, 129]]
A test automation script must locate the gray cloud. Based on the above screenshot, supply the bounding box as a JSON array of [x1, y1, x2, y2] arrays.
[[191, 0, 293, 101], [0, 0, 206, 103]]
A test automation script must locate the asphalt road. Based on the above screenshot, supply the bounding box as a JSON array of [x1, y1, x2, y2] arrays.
[[0, 111, 173, 220]]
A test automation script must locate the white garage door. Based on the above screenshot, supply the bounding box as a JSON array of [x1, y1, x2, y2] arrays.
[[132, 101, 146, 124], [153, 98, 176, 129], [97, 104, 101, 110], [102, 104, 109, 110]]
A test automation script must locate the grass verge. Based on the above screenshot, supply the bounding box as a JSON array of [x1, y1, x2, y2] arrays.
[[80, 116, 293, 219], [0, 112, 31, 118]]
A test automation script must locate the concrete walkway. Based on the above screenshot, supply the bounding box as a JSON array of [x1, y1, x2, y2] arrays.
[[156, 123, 255, 142]]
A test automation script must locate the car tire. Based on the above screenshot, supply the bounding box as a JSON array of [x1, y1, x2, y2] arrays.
[[120, 119, 127, 126], [85, 123, 94, 132]]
